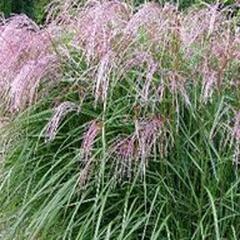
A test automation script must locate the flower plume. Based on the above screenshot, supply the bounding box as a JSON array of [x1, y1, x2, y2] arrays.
[[44, 101, 80, 142], [0, 14, 59, 111], [70, 0, 129, 61], [79, 120, 102, 185], [233, 112, 240, 165], [82, 120, 102, 162], [113, 116, 164, 178]]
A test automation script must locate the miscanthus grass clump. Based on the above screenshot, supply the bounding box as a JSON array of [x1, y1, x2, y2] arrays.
[[0, 1, 240, 239]]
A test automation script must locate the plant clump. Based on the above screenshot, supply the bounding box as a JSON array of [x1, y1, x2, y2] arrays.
[[1, 1, 240, 239]]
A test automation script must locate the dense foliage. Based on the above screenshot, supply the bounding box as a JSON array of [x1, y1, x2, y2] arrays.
[[0, 0, 240, 239], [0, 0, 48, 22]]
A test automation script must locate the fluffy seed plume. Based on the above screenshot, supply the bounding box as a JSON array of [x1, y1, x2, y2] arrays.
[[200, 61, 218, 103], [112, 116, 164, 179], [180, 4, 223, 49], [94, 51, 113, 103], [44, 101, 80, 142], [70, 0, 129, 61], [0, 15, 38, 92], [233, 112, 240, 141], [78, 120, 102, 186], [113, 136, 136, 178], [82, 120, 102, 162], [124, 2, 177, 46], [233, 112, 240, 165], [0, 14, 60, 111], [9, 55, 58, 111], [135, 117, 164, 166], [166, 71, 191, 107]]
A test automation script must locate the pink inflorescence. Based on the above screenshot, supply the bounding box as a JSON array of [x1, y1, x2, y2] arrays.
[[71, 0, 129, 61], [233, 112, 240, 141], [0, 15, 59, 112], [78, 120, 102, 185], [135, 116, 164, 163], [82, 120, 102, 162], [233, 112, 240, 165], [44, 101, 80, 142], [113, 116, 164, 178]]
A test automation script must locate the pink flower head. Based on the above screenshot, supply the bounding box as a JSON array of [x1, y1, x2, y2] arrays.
[[0, 15, 38, 91], [135, 116, 164, 159], [94, 51, 113, 103], [124, 2, 177, 45], [200, 60, 218, 103], [82, 120, 102, 161], [113, 136, 136, 178], [0, 15, 59, 111], [44, 101, 80, 142], [180, 4, 223, 49], [233, 111, 240, 165], [112, 116, 164, 179], [166, 71, 190, 106], [9, 55, 58, 111], [233, 112, 240, 141], [114, 136, 135, 160], [72, 0, 129, 61]]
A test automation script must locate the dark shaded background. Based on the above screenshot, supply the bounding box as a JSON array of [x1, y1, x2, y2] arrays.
[[0, 0, 48, 23]]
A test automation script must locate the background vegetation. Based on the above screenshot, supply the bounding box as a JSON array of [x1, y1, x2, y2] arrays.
[[0, 0, 48, 22]]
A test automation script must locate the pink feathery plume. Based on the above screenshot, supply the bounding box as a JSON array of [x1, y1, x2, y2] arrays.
[[46, 0, 78, 25], [124, 2, 177, 45], [82, 120, 102, 162], [211, 30, 240, 63], [0, 15, 60, 111], [233, 112, 240, 142], [180, 4, 223, 50], [79, 120, 102, 186], [212, 30, 230, 54], [135, 117, 164, 165], [200, 60, 218, 104], [71, 0, 129, 61], [166, 71, 191, 106], [232, 36, 240, 60], [112, 116, 164, 179], [44, 101, 80, 142], [9, 55, 58, 111], [94, 51, 113, 103], [113, 136, 136, 178], [233, 112, 240, 165], [124, 3, 162, 37], [0, 15, 39, 92]]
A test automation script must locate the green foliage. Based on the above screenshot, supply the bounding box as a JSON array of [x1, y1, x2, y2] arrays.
[[0, 0, 33, 17], [0, 0, 48, 22], [0, 0, 12, 16], [33, 0, 49, 23]]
